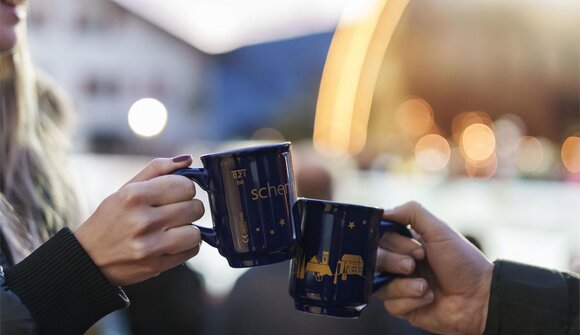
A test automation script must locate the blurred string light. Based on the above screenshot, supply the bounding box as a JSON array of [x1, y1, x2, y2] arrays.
[[460, 123, 496, 162], [537, 138, 557, 176], [562, 136, 580, 173], [313, 0, 410, 157], [492, 115, 532, 179], [250, 128, 285, 142], [127, 98, 168, 137], [451, 111, 493, 144], [515, 136, 544, 173], [396, 97, 435, 137], [414, 134, 450, 172], [494, 115, 525, 155], [465, 153, 498, 180], [515, 136, 558, 176]]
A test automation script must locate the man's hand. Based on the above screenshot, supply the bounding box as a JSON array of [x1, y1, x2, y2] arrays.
[[375, 201, 492, 335]]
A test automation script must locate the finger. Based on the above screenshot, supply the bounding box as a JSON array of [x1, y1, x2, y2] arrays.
[[383, 201, 446, 236], [374, 278, 428, 300], [158, 244, 201, 273], [376, 248, 415, 275], [153, 199, 205, 229], [383, 290, 434, 316], [137, 175, 197, 206], [159, 225, 202, 255], [379, 232, 425, 260], [126, 156, 193, 185]]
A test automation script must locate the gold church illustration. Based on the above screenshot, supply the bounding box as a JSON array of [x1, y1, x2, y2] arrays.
[[296, 251, 364, 284]]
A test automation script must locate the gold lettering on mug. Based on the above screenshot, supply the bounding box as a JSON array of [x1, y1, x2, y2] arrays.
[[231, 169, 247, 185], [250, 182, 290, 200], [334, 254, 364, 284]]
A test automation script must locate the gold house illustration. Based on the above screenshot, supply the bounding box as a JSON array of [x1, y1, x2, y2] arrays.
[[296, 251, 365, 284], [297, 251, 332, 281]]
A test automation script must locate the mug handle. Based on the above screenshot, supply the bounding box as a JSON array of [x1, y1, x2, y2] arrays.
[[173, 168, 218, 248], [372, 220, 413, 292]]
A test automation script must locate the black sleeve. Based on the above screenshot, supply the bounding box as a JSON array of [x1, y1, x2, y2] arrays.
[[1, 270, 37, 335], [4, 228, 129, 335], [483, 260, 579, 335]]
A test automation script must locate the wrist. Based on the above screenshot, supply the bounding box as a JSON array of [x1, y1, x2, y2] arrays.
[[472, 262, 493, 335]]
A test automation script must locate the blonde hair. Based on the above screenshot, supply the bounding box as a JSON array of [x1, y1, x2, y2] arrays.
[[1, 22, 77, 263]]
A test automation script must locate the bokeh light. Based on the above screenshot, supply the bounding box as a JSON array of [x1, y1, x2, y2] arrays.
[[460, 123, 496, 162], [536, 138, 557, 176], [250, 128, 285, 141], [414, 134, 450, 172], [452, 111, 493, 144], [127, 98, 168, 137], [465, 153, 498, 179], [562, 136, 580, 173], [494, 114, 525, 155], [395, 97, 435, 137], [515, 136, 544, 173]]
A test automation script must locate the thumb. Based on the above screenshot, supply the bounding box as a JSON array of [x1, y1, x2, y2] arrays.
[[383, 201, 447, 237], [126, 155, 193, 185]]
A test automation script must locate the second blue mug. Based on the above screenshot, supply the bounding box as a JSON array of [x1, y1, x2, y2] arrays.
[[174, 142, 299, 268], [289, 198, 412, 318]]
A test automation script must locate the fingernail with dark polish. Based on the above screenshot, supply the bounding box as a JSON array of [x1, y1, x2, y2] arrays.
[[173, 154, 192, 163]]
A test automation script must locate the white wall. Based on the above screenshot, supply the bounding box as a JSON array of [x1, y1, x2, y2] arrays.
[[27, 0, 209, 152]]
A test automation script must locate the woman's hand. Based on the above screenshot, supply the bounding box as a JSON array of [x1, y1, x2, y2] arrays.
[[74, 155, 204, 287], [374, 201, 493, 335]]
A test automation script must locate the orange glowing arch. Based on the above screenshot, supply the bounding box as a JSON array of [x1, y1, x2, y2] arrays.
[[313, 0, 410, 157]]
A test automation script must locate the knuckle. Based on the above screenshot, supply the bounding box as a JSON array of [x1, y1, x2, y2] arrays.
[[408, 201, 424, 212], [145, 210, 164, 227], [132, 211, 154, 232], [120, 184, 144, 206], [131, 240, 149, 260], [149, 158, 167, 171]]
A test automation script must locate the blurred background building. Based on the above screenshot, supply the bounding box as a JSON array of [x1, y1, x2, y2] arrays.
[[25, 0, 579, 334], [27, 0, 338, 153]]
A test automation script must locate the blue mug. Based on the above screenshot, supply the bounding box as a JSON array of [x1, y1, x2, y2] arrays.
[[289, 198, 412, 318], [174, 142, 299, 268]]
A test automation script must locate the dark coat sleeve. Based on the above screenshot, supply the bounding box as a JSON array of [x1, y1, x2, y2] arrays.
[[2, 228, 129, 335], [1, 270, 37, 335], [483, 260, 579, 335]]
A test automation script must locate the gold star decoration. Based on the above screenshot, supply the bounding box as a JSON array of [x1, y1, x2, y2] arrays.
[[279, 218, 286, 226], [348, 221, 356, 230], [362, 220, 367, 225], [256, 227, 261, 232], [270, 229, 275, 235]]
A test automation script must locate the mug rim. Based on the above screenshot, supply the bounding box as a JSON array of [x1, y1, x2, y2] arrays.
[[200, 142, 291, 159], [295, 197, 383, 214]]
